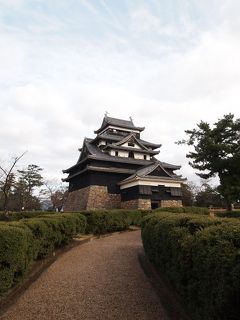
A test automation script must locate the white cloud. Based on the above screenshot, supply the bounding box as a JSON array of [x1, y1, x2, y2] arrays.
[[0, 0, 239, 185]]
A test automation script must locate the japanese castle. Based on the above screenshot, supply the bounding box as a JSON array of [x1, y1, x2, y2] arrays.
[[63, 115, 184, 210]]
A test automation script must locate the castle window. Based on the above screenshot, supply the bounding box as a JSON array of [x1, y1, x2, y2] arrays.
[[139, 185, 152, 195], [170, 188, 182, 196], [144, 155, 147, 160], [115, 151, 119, 156], [128, 142, 135, 147], [129, 151, 134, 158]]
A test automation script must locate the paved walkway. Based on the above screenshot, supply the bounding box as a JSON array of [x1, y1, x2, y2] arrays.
[[1, 231, 168, 320]]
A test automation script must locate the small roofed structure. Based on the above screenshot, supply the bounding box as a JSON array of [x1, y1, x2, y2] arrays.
[[63, 115, 185, 211]]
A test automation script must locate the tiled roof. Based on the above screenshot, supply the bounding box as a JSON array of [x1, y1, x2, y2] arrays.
[[94, 116, 145, 134], [104, 144, 159, 155], [119, 161, 184, 184], [63, 139, 180, 173], [93, 132, 161, 150]]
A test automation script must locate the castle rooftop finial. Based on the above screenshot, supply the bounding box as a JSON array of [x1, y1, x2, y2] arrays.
[[105, 111, 109, 117]]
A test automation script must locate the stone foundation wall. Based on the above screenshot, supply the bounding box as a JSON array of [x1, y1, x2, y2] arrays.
[[86, 186, 121, 210], [64, 186, 121, 211], [161, 200, 183, 208], [121, 199, 151, 210], [64, 187, 182, 211]]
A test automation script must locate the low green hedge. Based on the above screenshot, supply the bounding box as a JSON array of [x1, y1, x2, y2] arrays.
[[81, 210, 130, 234], [154, 206, 209, 215], [124, 209, 149, 226], [141, 212, 240, 320], [0, 213, 86, 295], [214, 210, 240, 218], [81, 209, 150, 234], [0, 211, 56, 221]]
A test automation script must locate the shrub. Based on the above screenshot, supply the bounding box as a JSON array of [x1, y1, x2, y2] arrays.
[[0, 223, 34, 295], [81, 210, 130, 234], [154, 206, 209, 215], [141, 212, 240, 320], [0, 213, 86, 295], [124, 210, 149, 226], [214, 210, 240, 218], [0, 211, 57, 221]]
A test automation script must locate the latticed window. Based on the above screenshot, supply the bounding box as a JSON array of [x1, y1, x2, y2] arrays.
[[139, 185, 152, 195], [170, 188, 182, 196]]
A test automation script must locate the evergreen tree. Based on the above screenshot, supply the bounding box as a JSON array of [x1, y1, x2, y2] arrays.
[[17, 164, 43, 210], [178, 114, 240, 210]]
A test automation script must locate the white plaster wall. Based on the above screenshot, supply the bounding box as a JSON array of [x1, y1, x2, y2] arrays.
[[109, 150, 114, 156], [134, 153, 143, 160], [134, 153, 150, 160], [120, 180, 182, 189], [101, 126, 140, 135], [98, 140, 106, 147], [109, 150, 128, 157], [118, 150, 128, 157]]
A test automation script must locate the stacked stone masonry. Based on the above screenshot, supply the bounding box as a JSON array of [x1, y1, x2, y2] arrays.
[[161, 200, 183, 208], [121, 199, 151, 210], [64, 188, 182, 211], [64, 186, 121, 211]]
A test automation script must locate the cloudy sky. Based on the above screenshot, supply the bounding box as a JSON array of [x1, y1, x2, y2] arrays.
[[0, 0, 240, 184]]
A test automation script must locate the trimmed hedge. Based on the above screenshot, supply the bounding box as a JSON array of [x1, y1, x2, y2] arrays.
[[154, 206, 209, 215], [214, 210, 240, 218], [81, 210, 130, 234], [0, 209, 147, 295], [141, 212, 240, 320], [0, 211, 56, 221], [0, 213, 86, 295], [81, 209, 150, 234]]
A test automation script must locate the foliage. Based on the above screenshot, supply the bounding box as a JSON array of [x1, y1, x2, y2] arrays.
[[0, 213, 86, 295], [42, 180, 68, 211], [178, 114, 240, 209], [0, 152, 26, 212], [81, 210, 131, 234], [195, 182, 225, 208], [0, 208, 149, 295], [154, 206, 209, 215], [214, 210, 240, 218], [0, 211, 57, 221], [181, 182, 195, 206], [141, 212, 240, 320], [16, 164, 44, 210]]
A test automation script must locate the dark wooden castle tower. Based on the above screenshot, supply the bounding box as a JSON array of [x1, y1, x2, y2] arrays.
[[63, 116, 185, 210]]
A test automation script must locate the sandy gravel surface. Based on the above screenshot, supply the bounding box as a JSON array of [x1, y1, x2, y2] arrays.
[[1, 231, 168, 320]]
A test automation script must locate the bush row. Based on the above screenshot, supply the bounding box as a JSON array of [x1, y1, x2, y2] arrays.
[[0, 209, 145, 296], [141, 212, 240, 320], [155, 206, 209, 215], [0, 211, 58, 221], [0, 206, 209, 223], [214, 210, 240, 218], [0, 213, 86, 295], [81, 209, 148, 234], [0, 207, 211, 297]]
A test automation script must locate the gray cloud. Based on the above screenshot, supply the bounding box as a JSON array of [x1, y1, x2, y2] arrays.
[[0, 1, 239, 185]]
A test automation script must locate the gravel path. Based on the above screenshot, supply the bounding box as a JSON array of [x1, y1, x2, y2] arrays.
[[1, 231, 168, 320]]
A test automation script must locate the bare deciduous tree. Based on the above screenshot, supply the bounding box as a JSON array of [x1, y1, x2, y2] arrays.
[[43, 179, 68, 211], [0, 152, 26, 212]]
